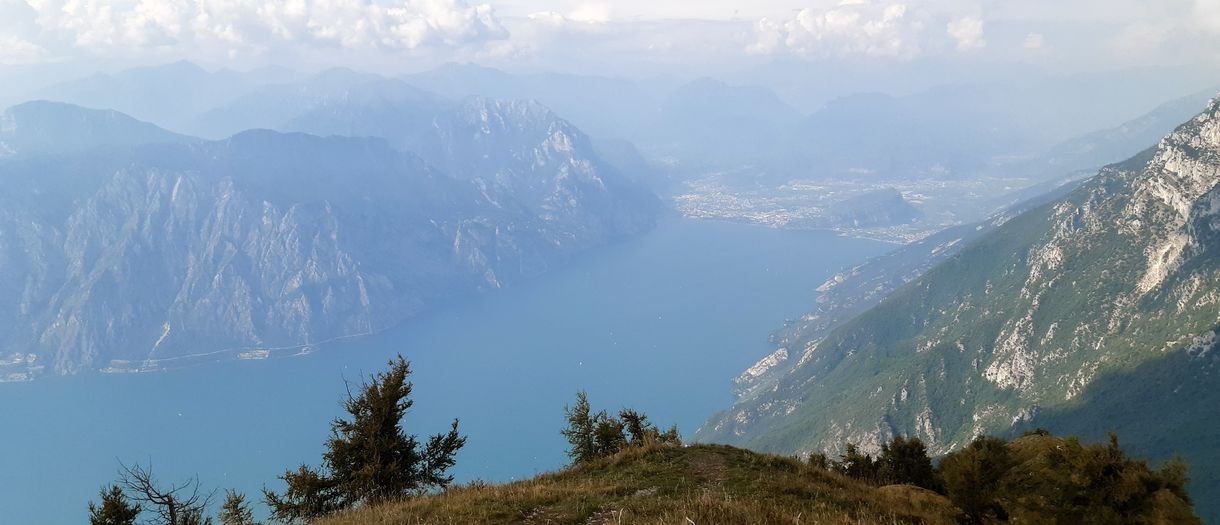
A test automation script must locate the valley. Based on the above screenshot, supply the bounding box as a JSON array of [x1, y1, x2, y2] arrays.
[[673, 172, 1050, 243], [0, 33, 1217, 522]]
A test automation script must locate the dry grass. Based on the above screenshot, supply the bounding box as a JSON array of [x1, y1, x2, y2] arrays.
[[315, 444, 960, 525]]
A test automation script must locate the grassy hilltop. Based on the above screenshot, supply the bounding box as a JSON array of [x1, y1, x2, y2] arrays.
[[316, 443, 960, 525]]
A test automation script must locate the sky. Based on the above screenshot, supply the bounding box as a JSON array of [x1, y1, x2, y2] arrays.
[[2, 0, 1220, 76]]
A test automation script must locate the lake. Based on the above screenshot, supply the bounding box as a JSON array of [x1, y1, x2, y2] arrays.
[[0, 218, 889, 523]]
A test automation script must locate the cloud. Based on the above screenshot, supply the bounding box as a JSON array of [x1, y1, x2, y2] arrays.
[[946, 15, 983, 51], [1188, 0, 1220, 34], [0, 34, 45, 64], [20, 0, 509, 58], [6, 0, 1220, 73], [749, 2, 926, 59], [568, 4, 610, 24], [1109, 20, 1170, 56]]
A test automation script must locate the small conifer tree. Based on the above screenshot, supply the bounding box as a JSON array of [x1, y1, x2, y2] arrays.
[[88, 485, 141, 525], [561, 391, 597, 463], [835, 443, 880, 482], [938, 435, 1014, 524], [217, 491, 260, 525], [618, 409, 651, 444], [264, 355, 466, 523]]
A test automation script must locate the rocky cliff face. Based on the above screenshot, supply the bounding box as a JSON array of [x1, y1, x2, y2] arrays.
[[0, 102, 657, 380], [698, 96, 1220, 514], [197, 76, 660, 254]]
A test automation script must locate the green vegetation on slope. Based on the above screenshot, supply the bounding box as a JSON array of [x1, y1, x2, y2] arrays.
[[311, 431, 1198, 525], [312, 443, 962, 525]]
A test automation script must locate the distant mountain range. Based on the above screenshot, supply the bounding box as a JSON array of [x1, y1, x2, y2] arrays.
[[698, 94, 1220, 520], [31, 62, 1220, 186], [0, 100, 657, 380]]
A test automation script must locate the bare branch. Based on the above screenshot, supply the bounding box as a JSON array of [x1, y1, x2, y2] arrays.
[[117, 460, 215, 525]]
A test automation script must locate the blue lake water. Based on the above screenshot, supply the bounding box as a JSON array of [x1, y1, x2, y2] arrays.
[[0, 219, 889, 523]]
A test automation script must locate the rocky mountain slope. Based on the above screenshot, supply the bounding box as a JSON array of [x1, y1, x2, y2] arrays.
[[698, 95, 1220, 518], [724, 179, 1081, 404], [0, 101, 657, 380], [190, 72, 659, 245]]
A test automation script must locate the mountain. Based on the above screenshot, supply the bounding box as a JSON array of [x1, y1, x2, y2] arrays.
[[402, 63, 663, 144], [723, 179, 1081, 405], [193, 73, 660, 247], [0, 103, 657, 380], [792, 90, 1036, 180], [1021, 86, 1220, 179], [403, 64, 809, 174], [0, 101, 194, 157], [698, 95, 1220, 518], [32, 61, 302, 132], [188, 68, 444, 140], [650, 77, 802, 170], [825, 189, 920, 228]]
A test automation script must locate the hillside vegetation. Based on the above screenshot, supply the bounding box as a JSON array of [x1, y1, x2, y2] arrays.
[[312, 435, 1197, 525], [87, 359, 1200, 525], [314, 443, 961, 525]]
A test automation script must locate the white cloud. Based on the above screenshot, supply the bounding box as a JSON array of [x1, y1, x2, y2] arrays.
[[526, 4, 608, 27], [0, 34, 45, 64], [5, 0, 1220, 73], [946, 15, 984, 51], [749, 2, 926, 59], [21, 0, 509, 57], [567, 3, 609, 23], [1110, 20, 1170, 56], [1188, 0, 1220, 33]]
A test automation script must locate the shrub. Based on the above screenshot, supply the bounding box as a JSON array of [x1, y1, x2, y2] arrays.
[[938, 435, 1013, 524], [561, 392, 681, 464]]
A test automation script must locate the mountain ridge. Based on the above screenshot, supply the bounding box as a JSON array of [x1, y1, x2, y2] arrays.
[[698, 95, 1220, 519], [0, 102, 658, 380]]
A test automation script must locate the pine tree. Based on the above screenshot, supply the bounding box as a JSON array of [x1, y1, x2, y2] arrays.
[[618, 409, 681, 446], [835, 443, 880, 482], [179, 508, 213, 525], [878, 436, 938, 490], [561, 391, 597, 463], [264, 355, 465, 524], [618, 409, 651, 444], [88, 485, 141, 525], [217, 491, 260, 525]]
